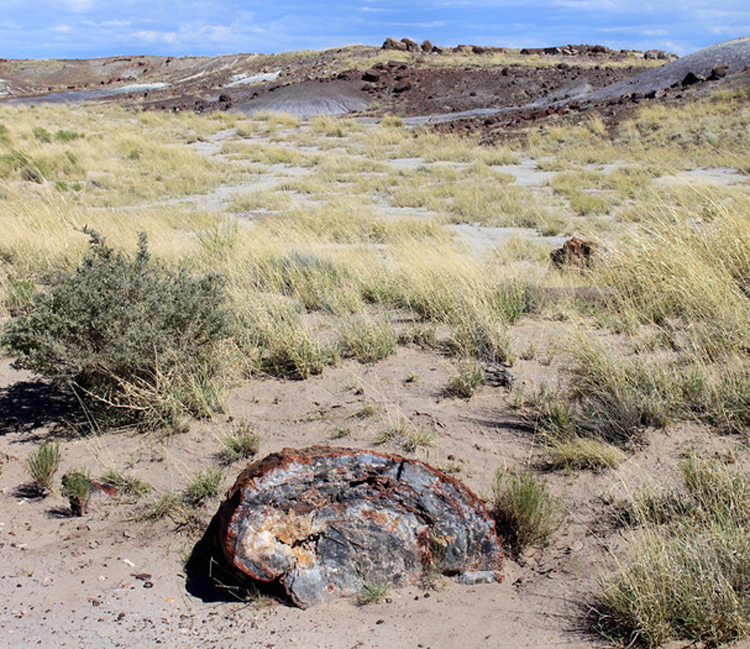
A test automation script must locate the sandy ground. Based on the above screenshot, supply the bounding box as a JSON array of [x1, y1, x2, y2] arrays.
[[2, 79, 750, 645], [2, 322, 746, 648]]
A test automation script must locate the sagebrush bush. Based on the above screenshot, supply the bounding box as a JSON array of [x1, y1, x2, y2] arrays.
[[2, 230, 232, 429]]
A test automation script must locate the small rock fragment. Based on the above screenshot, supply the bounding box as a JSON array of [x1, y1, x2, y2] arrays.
[[550, 237, 600, 269]]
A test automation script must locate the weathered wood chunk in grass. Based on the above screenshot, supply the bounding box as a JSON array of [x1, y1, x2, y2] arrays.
[[216, 446, 503, 608], [550, 237, 600, 269]]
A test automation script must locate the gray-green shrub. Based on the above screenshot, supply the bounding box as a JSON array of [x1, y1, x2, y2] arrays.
[[2, 230, 232, 429]]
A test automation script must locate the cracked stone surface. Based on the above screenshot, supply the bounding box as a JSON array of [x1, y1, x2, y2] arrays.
[[216, 445, 503, 608]]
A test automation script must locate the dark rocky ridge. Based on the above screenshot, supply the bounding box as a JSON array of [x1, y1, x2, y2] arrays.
[[0, 40, 663, 118], [2, 36, 749, 138]]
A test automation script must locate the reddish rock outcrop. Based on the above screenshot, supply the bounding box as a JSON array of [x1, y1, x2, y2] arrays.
[[401, 38, 421, 53], [709, 64, 729, 80], [393, 77, 412, 93], [215, 446, 503, 608], [382, 37, 408, 51]]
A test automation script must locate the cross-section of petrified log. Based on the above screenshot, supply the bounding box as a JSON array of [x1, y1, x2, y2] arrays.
[[216, 446, 503, 608]]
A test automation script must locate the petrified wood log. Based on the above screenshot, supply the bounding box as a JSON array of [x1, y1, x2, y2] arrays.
[[216, 446, 503, 608]]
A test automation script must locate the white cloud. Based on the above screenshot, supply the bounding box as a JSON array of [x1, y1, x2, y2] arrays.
[[389, 21, 449, 29], [709, 24, 750, 36], [81, 19, 132, 28], [130, 30, 179, 44], [3, 0, 750, 58], [63, 0, 98, 11]]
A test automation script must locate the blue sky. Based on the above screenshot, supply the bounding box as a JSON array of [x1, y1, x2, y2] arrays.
[[2, 1, 749, 59]]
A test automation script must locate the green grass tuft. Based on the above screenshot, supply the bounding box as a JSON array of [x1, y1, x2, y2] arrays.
[[61, 469, 91, 516], [183, 467, 223, 506], [221, 420, 262, 463], [445, 360, 485, 398], [491, 468, 566, 556], [25, 440, 61, 495]]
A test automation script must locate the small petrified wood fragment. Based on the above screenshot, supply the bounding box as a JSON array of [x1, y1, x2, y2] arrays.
[[216, 446, 503, 608], [550, 237, 600, 268]]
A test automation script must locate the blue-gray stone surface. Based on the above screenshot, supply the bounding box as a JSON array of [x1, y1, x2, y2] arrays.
[[216, 446, 503, 608]]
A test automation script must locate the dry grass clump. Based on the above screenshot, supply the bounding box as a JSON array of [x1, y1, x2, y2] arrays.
[[313, 154, 389, 184], [183, 467, 223, 506], [311, 115, 361, 138], [396, 247, 535, 364], [237, 295, 333, 380], [145, 492, 184, 520], [491, 468, 566, 556], [100, 468, 151, 497], [564, 339, 694, 443], [61, 469, 91, 516], [599, 456, 750, 647], [374, 421, 436, 453], [544, 436, 627, 472], [602, 197, 750, 354], [536, 191, 750, 447], [262, 200, 391, 244], [534, 338, 750, 450], [357, 582, 391, 606], [221, 419, 262, 464], [219, 140, 309, 166], [616, 91, 750, 169], [380, 114, 404, 128], [526, 119, 620, 166], [250, 249, 363, 314], [337, 312, 397, 363], [244, 110, 302, 130], [522, 384, 627, 471], [227, 188, 293, 213], [550, 170, 619, 216], [445, 359, 485, 398], [0, 104, 236, 212], [383, 163, 566, 232]]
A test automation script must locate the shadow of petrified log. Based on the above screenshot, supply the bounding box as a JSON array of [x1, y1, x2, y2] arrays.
[[185, 512, 288, 604], [193, 446, 503, 608]]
